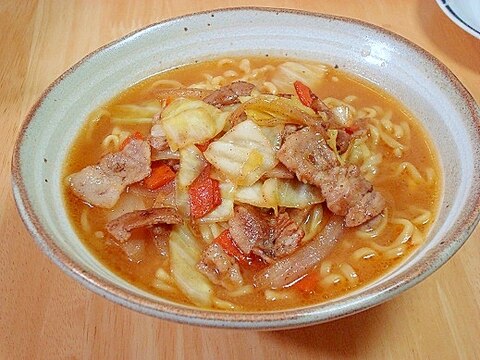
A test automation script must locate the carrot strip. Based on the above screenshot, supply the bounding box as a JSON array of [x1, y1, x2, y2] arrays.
[[294, 81, 315, 107], [188, 164, 222, 219], [293, 271, 318, 293], [215, 230, 245, 260], [119, 131, 144, 150], [214, 230, 266, 270], [144, 163, 176, 190]]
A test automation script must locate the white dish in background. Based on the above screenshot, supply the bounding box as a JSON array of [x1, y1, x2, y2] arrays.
[[436, 0, 480, 39]]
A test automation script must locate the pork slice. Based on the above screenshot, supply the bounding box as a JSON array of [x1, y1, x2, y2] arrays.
[[321, 165, 386, 227], [345, 190, 386, 227], [228, 205, 270, 254], [228, 206, 303, 262], [321, 165, 372, 216], [106, 208, 182, 242], [277, 127, 338, 186], [69, 165, 124, 208], [277, 127, 385, 227], [100, 139, 151, 184], [69, 139, 151, 208], [253, 212, 304, 261], [280, 124, 301, 145], [148, 135, 169, 152], [203, 81, 255, 108], [335, 129, 352, 154], [197, 243, 244, 290]]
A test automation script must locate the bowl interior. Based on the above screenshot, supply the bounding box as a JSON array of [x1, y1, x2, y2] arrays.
[[12, 8, 480, 329]]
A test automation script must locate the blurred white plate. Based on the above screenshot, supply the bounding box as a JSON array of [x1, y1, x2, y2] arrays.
[[436, 0, 480, 39]]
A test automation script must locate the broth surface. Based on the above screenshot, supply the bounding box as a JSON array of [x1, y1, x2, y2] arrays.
[[63, 57, 440, 310]]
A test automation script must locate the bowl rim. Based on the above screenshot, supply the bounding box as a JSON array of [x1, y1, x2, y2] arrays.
[[11, 6, 480, 329]]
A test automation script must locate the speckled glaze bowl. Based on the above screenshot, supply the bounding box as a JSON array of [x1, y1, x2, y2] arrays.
[[12, 8, 480, 329]]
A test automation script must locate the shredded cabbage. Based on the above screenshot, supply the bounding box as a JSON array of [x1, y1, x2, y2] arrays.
[[235, 179, 324, 211], [177, 145, 206, 187], [197, 222, 228, 244], [326, 129, 345, 165], [262, 178, 324, 210], [260, 124, 284, 152], [169, 224, 213, 307], [175, 184, 190, 218], [341, 137, 368, 165], [105, 192, 146, 222], [270, 61, 329, 93], [204, 120, 277, 186], [234, 182, 269, 208], [331, 105, 353, 127], [301, 204, 325, 242], [244, 96, 317, 127], [161, 98, 229, 151]]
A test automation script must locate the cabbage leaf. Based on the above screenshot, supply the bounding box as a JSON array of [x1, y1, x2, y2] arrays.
[[244, 96, 317, 127], [270, 61, 329, 93], [177, 145, 206, 187], [235, 179, 324, 211], [169, 224, 213, 307], [203, 120, 277, 186], [161, 98, 229, 151]]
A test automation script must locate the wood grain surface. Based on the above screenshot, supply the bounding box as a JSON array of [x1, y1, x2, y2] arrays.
[[1, 1, 479, 359]]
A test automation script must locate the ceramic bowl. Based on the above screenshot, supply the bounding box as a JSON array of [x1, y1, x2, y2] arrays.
[[12, 8, 480, 329]]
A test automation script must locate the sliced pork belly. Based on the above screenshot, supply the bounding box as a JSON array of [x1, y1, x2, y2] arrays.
[[277, 127, 385, 227], [69, 139, 151, 208], [203, 81, 255, 108], [69, 166, 124, 209], [276, 127, 337, 186], [345, 190, 386, 227], [320, 165, 373, 216], [106, 207, 182, 242], [197, 243, 244, 290], [334, 129, 352, 154], [100, 139, 151, 183], [253, 212, 304, 262], [228, 205, 304, 262], [148, 134, 169, 152], [228, 206, 270, 254]]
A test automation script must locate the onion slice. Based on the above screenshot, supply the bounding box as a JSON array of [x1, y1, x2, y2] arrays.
[[253, 215, 343, 289]]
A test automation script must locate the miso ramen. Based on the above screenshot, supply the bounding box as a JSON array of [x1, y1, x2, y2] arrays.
[[63, 57, 440, 311]]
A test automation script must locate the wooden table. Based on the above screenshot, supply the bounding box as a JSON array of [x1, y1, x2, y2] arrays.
[[2, 1, 479, 358]]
